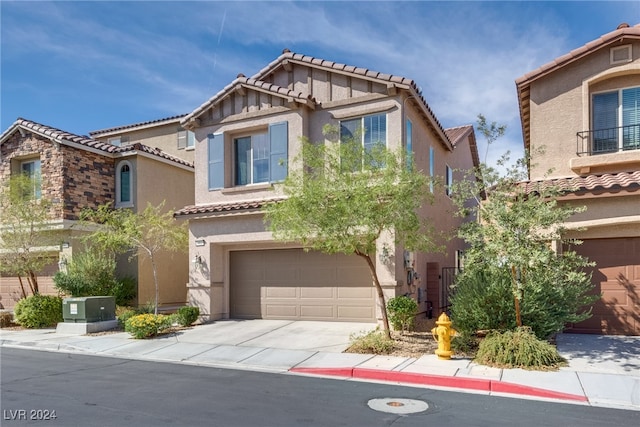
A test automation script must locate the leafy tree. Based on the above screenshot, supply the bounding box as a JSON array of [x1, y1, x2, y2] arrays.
[[80, 202, 188, 314], [450, 115, 598, 339], [0, 174, 57, 297], [264, 126, 438, 339]]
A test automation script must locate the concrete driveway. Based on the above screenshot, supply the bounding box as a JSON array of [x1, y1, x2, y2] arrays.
[[174, 319, 378, 353]]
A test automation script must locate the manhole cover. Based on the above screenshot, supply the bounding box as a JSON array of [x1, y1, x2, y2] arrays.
[[367, 398, 429, 414]]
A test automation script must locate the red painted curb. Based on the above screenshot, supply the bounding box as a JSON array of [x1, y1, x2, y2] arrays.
[[289, 367, 588, 402]]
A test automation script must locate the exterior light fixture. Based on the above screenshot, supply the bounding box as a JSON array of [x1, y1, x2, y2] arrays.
[[195, 239, 206, 247]]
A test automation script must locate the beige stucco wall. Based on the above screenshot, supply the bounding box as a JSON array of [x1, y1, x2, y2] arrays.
[[129, 155, 194, 307], [528, 40, 640, 180], [562, 193, 640, 240]]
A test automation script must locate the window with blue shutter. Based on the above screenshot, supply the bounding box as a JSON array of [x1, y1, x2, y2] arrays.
[[232, 122, 289, 186], [208, 133, 224, 190]]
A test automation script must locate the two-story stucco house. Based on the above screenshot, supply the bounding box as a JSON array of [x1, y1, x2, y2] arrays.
[[175, 50, 480, 324], [0, 118, 194, 310], [516, 23, 640, 335]]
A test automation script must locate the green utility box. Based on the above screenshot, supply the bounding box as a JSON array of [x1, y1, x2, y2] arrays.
[[62, 296, 116, 323]]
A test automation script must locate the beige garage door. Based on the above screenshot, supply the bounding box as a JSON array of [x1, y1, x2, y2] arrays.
[[230, 249, 376, 322], [569, 238, 639, 335]]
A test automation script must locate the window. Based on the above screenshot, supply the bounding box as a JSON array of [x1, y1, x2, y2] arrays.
[[340, 113, 387, 169], [429, 147, 434, 193], [445, 165, 453, 197], [406, 119, 413, 170], [116, 161, 133, 207], [178, 129, 195, 150], [592, 86, 640, 153], [108, 137, 122, 147], [21, 159, 41, 199], [207, 122, 288, 190]]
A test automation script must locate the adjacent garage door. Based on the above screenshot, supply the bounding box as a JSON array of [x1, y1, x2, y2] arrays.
[[230, 249, 376, 322], [569, 238, 639, 335]]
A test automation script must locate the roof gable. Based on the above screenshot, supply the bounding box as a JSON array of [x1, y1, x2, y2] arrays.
[[1, 118, 193, 169]]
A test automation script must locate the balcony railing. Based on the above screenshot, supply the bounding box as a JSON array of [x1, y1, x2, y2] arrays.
[[576, 124, 640, 156]]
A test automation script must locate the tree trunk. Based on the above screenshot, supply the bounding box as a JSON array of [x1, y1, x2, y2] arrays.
[[355, 250, 391, 339], [151, 255, 159, 315], [17, 275, 27, 299], [27, 269, 39, 295], [511, 265, 522, 327]]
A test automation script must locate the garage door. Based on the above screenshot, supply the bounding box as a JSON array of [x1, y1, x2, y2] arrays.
[[230, 249, 376, 322], [569, 238, 639, 335]]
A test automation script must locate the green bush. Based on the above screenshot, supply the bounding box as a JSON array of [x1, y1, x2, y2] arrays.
[[175, 306, 199, 327], [387, 295, 418, 332], [348, 329, 395, 354], [53, 250, 137, 306], [125, 313, 173, 339], [450, 257, 598, 340], [13, 295, 63, 328], [116, 306, 137, 328], [474, 327, 566, 370]]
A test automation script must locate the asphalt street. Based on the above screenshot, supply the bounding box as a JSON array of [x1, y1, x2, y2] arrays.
[[1, 348, 637, 427]]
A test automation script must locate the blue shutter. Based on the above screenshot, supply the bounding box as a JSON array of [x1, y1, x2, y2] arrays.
[[269, 122, 288, 182], [208, 133, 224, 190]]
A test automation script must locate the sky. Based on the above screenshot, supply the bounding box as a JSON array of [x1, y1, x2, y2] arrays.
[[1, 0, 639, 166]]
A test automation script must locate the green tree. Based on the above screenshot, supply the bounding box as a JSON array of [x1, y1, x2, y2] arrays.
[[80, 202, 188, 314], [0, 174, 57, 297], [264, 126, 438, 339], [450, 115, 597, 339]]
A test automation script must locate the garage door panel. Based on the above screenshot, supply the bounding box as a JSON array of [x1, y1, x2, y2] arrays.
[[265, 287, 298, 298], [570, 238, 639, 335], [230, 249, 375, 322]]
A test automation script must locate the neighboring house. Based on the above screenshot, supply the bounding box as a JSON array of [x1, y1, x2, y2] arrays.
[[175, 50, 480, 324], [516, 23, 640, 334], [0, 118, 194, 310], [89, 114, 195, 165]]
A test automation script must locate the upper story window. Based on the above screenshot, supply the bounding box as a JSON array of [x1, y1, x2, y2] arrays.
[[429, 147, 435, 193], [21, 159, 41, 199], [108, 137, 122, 147], [207, 122, 288, 190], [340, 113, 387, 170], [116, 161, 133, 207], [445, 164, 453, 197], [177, 129, 195, 150], [592, 86, 640, 153], [406, 119, 413, 170]]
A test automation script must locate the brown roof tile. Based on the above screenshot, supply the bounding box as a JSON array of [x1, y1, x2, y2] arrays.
[[175, 197, 285, 218], [521, 171, 640, 194], [1, 118, 193, 169], [89, 114, 187, 137]]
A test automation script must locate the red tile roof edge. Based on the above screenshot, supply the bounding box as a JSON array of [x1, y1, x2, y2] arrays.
[[89, 114, 188, 136], [521, 170, 640, 194], [175, 197, 286, 217], [3, 118, 193, 168]]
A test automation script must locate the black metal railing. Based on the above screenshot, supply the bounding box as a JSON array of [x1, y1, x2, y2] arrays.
[[577, 124, 640, 156]]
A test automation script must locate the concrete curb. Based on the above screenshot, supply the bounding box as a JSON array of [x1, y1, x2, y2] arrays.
[[289, 367, 589, 403]]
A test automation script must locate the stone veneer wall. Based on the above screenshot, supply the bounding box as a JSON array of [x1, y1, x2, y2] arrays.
[[60, 145, 115, 219], [1, 132, 116, 220]]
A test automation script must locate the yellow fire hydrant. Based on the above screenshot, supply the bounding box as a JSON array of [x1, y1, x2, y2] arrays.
[[431, 312, 457, 360]]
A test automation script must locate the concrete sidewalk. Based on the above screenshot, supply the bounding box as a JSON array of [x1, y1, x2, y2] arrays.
[[1, 320, 638, 411]]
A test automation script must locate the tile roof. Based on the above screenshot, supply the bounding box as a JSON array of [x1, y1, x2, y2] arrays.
[[1, 118, 193, 168], [89, 114, 187, 137], [521, 170, 640, 195], [182, 50, 453, 150], [182, 76, 316, 127], [175, 197, 285, 218], [445, 124, 480, 168], [516, 23, 640, 151]]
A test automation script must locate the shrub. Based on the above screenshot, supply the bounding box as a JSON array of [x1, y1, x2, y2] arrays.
[[348, 329, 395, 354], [474, 327, 566, 370], [125, 313, 173, 339], [13, 295, 63, 328], [116, 306, 137, 328], [53, 250, 137, 306], [0, 311, 13, 328], [387, 295, 418, 332], [175, 306, 199, 327]]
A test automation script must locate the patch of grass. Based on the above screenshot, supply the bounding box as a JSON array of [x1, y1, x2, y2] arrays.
[[347, 328, 395, 354], [474, 327, 566, 370]]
